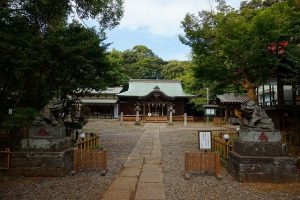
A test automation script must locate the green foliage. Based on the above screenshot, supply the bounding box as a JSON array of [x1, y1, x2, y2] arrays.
[[122, 45, 165, 79], [45, 21, 109, 101], [161, 60, 189, 80], [180, 0, 300, 100], [1, 108, 37, 129], [107, 49, 128, 86], [65, 122, 83, 130], [107, 45, 165, 80], [0, 0, 124, 125]]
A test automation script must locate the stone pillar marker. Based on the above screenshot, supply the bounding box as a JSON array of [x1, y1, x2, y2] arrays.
[[120, 112, 123, 121], [168, 105, 174, 125], [134, 103, 141, 125], [184, 113, 187, 126], [136, 110, 140, 123], [228, 101, 297, 183]]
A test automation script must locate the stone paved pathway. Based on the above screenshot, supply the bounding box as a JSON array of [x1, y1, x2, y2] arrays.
[[101, 123, 165, 200]]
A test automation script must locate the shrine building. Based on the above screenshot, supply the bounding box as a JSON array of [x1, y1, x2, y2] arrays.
[[117, 79, 194, 116]]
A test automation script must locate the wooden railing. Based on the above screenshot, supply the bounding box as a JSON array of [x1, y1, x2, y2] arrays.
[[73, 149, 107, 172], [212, 117, 225, 125], [282, 130, 300, 145], [184, 151, 221, 178], [212, 136, 233, 159], [122, 115, 143, 121], [121, 115, 199, 122], [75, 135, 100, 150], [0, 148, 11, 170], [144, 116, 168, 122], [172, 116, 194, 122]]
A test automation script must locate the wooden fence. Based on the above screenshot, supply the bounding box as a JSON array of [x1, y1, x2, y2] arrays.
[[212, 136, 233, 159], [184, 152, 221, 178], [0, 148, 11, 170], [144, 116, 168, 122], [73, 150, 107, 172], [212, 117, 225, 125], [75, 135, 99, 150], [121, 115, 201, 122], [123, 115, 143, 122]]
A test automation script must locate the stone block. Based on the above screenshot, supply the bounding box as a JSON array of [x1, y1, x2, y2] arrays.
[[135, 182, 165, 200], [120, 168, 141, 177], [139, 171, 162, 183], [28, 123, 66, 139], [233, 141, 288, 157], [228, 151, 297, 183], [10, 148, 74, 177], [239, 130, 281, 142], [142, 164, 161, 172], [20, 137, 71, 151]]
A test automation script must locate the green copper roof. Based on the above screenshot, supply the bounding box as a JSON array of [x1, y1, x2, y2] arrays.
[[86, 87, 123, 94], [117, 79, 195, 98]]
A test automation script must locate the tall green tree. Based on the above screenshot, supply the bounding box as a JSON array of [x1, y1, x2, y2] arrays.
[[180, 0, 300, 101], [0, 0, 124, 124], [122, 45, 165, 79], [107, 49, 128, 86], [45, 22, 109, 105], [161, 60, 189, 80]]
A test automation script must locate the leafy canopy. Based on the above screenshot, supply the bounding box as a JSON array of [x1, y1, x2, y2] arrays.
[[180, 0, 300, 101]]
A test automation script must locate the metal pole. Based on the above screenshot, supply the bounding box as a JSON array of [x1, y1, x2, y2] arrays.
[[206, 88, 209, 124]]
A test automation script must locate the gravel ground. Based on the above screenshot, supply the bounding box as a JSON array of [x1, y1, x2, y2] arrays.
[[0, 121, 299, 200], [160, 128, 300, 200], [0, 119, 142, 200]]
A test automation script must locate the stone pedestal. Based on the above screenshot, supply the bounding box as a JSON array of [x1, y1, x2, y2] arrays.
[[228, 141, 297, 183], [10, 147, 74, 177], [11, 123, 74, 176], [21, 123, 69, 151], [28, 123, 66, 138], [228, 101, 297, 182], [239, 130, 281, 142], [20, 137, 72, 152]]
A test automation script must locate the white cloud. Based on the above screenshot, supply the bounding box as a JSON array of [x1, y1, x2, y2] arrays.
[[119, 0, 213, 37]]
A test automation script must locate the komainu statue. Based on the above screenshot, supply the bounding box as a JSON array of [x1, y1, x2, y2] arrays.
[[32, 98, 63, 126], [239, 101, 275, 131]]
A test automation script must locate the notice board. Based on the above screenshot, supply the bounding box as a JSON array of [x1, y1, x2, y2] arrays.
[[198, 131, 212, 150]]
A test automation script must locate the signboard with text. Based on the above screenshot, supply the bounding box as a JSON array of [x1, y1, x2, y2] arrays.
[[205, 108, 216, 116], [198, 131, 212, 150]]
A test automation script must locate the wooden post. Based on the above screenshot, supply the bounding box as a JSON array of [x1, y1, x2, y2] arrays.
[[73, 150, 78, 172], [184, 113, 187, 126], [215, 153, 221, 178], [5, 148, 10, 169], [103, 151, 107, 170], [226, 141, 229, 159], [184, 153, 188, 174]]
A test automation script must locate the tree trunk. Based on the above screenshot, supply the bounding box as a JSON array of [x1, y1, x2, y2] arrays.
[[242, 79, 257, 102]]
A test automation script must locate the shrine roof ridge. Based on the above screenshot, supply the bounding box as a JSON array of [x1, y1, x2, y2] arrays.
[[129, 79, 181, 83], [118, 79, 195, 98]]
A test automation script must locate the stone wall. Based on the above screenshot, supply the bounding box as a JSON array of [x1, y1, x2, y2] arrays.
[[228, 141, 297, 183], [10, 147, 74, 177]]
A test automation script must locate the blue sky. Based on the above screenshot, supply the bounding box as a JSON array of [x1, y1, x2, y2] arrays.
[[92, 0, 242, 61]]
